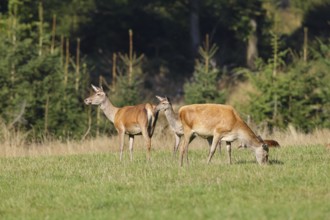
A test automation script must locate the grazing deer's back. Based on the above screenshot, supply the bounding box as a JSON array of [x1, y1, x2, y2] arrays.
[[179, 104, 239, 129]]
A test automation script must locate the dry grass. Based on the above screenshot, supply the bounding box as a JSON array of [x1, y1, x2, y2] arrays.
[[270, 126, 330, 147], [1, 114, 329, 158]]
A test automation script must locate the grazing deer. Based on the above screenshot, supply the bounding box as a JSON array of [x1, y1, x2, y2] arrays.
[[155, 96, 183, 155], [178, 104, 269, 166], [84, 85, 159, 161], [155, 96, 226, 156]]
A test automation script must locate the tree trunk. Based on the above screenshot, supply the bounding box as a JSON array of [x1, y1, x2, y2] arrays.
[[279, 0, 290, 9], [189, 0, 200, 58], [246, 19, 258, 69]]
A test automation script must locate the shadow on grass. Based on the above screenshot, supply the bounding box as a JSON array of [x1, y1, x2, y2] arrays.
[[269, 159, 284, 165], [235, 159, 284, 165]]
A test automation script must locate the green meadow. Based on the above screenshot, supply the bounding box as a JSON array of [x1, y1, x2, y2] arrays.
[[0, 145, 329, 220]]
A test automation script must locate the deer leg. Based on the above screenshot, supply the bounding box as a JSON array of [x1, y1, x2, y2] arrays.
[[173, 134, 181, 157], [207, 135, 221, 164], [118, 130, 125, 161], [185, 135, 195, 165], [141, 127, 151, 161], [180, 132, 192, 167], [179, 133, 195, 166], [218, 140, 222, 155], [226, 141, 232, 164], [207, 137, 213, 154], [146, 136, 151, 161], [128, 135, 134, 161]]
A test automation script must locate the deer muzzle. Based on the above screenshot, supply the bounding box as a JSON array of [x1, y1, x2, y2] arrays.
[[84, 98, 91, 105]]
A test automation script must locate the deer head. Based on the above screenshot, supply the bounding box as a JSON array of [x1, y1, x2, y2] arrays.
[[155, 96, 171, 112], [254, 135, 269, 164], [84, 84, 106, 105]]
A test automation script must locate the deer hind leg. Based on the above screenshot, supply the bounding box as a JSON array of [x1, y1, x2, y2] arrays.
[[141, 126, 151, 161], [226, 141, 232, 164], [207, 135, 221, 164], [118, 130, 125, 161], [128, 135, 134, 161]]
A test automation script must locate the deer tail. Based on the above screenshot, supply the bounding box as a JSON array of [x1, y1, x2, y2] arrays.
[[146, 103, 158, 137]]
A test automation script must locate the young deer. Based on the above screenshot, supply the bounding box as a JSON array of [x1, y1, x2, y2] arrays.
[[178, 104, 269, 166], [155, 96, 183, 155], [155, 96, 223, 157], [84, 85, 159, 161]]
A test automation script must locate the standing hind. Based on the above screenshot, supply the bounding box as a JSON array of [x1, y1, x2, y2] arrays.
[[84, 85, 159, 161]]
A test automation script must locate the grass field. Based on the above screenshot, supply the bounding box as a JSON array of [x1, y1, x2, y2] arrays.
[[0, 135, 329, 220]]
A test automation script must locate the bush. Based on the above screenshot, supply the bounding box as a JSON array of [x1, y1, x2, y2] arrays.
[[246, 39, 330, 132]]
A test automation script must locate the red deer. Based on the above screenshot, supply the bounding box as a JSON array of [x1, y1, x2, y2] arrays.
[[155, 96, 224, 156], [84, 85, 159, 161], [178, 104, 269, 166], [155, 96, 183, 155]]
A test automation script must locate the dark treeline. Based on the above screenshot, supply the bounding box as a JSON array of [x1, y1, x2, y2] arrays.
[[0, 0, 329, 139], [4, 0, 330, 78]]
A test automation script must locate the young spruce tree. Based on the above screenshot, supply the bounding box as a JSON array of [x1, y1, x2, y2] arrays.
[[184, 35, 225, 104]]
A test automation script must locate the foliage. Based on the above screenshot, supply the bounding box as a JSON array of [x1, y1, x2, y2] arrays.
[[109, 30, 145, 107], [0, 2, 89, 139], [184, 37, 226, 104], [1, 0, 330, 137], [110, 74, 144, 107], [246, 37, 330, 132]]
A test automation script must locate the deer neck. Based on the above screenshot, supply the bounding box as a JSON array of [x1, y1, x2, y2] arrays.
[[100, 98, 119, 123], [239, 122, 262, 148], [164, 107, 182, 134]]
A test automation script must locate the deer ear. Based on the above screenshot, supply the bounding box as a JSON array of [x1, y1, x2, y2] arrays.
[[165, 96, 171, 103], [155, 96, 164, 101], [91, 84, 99, 92]]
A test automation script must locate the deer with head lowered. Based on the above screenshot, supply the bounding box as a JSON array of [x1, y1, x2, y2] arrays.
[[155, 96, 223, 157], [84, 85, 159, 161], [178, 104, 269, 166]]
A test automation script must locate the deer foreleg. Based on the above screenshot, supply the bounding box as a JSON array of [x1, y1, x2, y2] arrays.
[[173, 134, 181, 156], [118, 130, 125, 161], [207, 135, 221, 164], [128, 135, 134, 161], [226, 141, 232, 164], [180, 132, 194, 167]]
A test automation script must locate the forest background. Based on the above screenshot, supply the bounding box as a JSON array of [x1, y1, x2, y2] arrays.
[[0, 0, 329, 140]]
